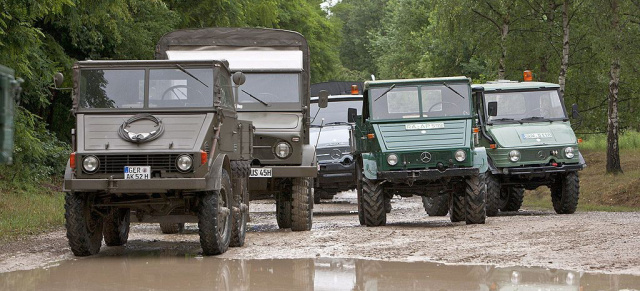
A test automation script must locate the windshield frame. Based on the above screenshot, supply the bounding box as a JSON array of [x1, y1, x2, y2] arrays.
[[73, 60, 228, 113], [368, 82, 472, 122], [481, 88, 568, 125]]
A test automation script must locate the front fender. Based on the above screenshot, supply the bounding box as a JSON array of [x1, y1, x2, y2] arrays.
[[473, 147, 489, 173], [302, 144, 317, 167], [362, 153, 378, 180], [206, 154, 230, 191]]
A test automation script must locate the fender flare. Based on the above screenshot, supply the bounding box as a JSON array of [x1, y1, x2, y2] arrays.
[[206, 154, 231, 191], [361, 153, 378, 180], [578, 152, 587, 168], [473, 147, 490, 174]]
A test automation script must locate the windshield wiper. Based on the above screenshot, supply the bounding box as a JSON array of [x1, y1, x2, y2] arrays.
[[443, 82, 465, 99], [374, 84, 396, 101], [325, 121, 350, 126], [175, 64, 209, 88], [492, 118, 515, 121], [521, 116, 549, 121], [241, 89, 269, 107]]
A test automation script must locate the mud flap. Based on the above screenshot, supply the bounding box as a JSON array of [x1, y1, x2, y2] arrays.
[[473, 147, 489, 174], [206, 154, 231, 191], [361, 153, 377, 180]]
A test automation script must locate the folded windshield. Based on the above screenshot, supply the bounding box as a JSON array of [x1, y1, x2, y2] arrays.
[[484, 90, 566, 122], [370, 84, 470, 120], [78, 67, 214, 109]]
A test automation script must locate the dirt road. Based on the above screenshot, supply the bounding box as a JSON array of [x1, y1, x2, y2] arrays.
[[1, 191, 639, 275]]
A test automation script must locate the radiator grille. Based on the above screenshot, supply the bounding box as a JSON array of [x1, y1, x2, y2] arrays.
[[87, 154, 190, 173]]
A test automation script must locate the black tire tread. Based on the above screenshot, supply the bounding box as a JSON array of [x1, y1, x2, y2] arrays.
[[501, 187, 525, 211], [291, 177, 313, 231], [449, 184, 465, 222], [362, 178, 386, 226], [551, 171, 579, 214], [103, 208, 130, 246], [159, 223, 184, 234], [198, 170, 232, 255], [422, 195, 449, 216], [465, 173, 487, 224], [485, 173, 501, 217], [65, 193, 103, 256], [230, 175, 248, 247]]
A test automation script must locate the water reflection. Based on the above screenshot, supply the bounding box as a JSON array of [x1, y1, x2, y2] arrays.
[[1, 256, 638, 291]]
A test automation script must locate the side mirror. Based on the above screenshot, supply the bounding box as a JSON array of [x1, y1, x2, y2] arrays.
[[487, 101, 498, 117], [318, 90, 329, 108], [347, 108, 357, 123], [571, 103, 579, 119], [232, 72, 246, 86], [54, 72, 64, 88]]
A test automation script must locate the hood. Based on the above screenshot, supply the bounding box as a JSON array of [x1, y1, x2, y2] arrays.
[[488, 122, 577, 148], [238, 112, 300, 130], [374, 119, 470, 151], [311, 125, 350, 148], [81, 113, 212, 151]]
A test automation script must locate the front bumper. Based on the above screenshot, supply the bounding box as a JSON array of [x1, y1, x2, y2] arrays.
[[64, 177, 207, 193], [379, 167, 478, 183], [317, 162, 356, 187], [250, 165, 317, 178], [501, 163, 585, 175]]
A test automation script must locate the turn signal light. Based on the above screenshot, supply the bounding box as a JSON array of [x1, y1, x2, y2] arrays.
[[351, 85, 359, 95], [200, 150, 208, 165], [473, 127, 479, 133], [367, 133, 375, 139], [523, 70, 533, 82], [490, 144, 497, 149], [70, 152, 76, 169]]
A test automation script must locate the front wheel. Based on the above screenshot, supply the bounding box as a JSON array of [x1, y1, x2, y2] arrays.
[[198, 169, 232, 255], [160, 223, 185, 234], [291, 177, 313, 231], [485, 173, 501, 217], [422, 195, 449, 216], [361, 177, 386, 226], [500, 187, 525, 212], [449, 183, 465, 222], [230, 175, 249, 247], [355, 158, 365, 225], [103, 208, 130, 246], [551, 171, 579, 214], [464, 173, 487, 224], [65, 193, 103, 256], [275, 192, 292, 229]]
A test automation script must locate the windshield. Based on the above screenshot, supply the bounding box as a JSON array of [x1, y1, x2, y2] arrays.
[[310, 100, 362, 126], [78, 67, 214, 109], [237, 73, 300, 105], [485, 90, 566, 122], [310, 126, 350, 147], [370, 84, 470, 120]]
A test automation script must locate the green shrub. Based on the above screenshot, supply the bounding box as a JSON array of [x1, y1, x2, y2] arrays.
[[578, 130, 640, 151]]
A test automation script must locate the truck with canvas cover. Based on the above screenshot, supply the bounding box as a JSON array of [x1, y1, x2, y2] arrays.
[[63, 60, 253, 256], [156, 28, 317, 231], [352, 77, 488, 226], [0, 65, 21, 164], [472, 79, 585, 215]]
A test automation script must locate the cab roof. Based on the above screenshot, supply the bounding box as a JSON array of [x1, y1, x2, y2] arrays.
[[472, 80, 560, 92], [364, 76, 470, 89]]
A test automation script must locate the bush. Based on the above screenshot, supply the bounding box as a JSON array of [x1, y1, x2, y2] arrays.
[[578, 131, 640, 151]]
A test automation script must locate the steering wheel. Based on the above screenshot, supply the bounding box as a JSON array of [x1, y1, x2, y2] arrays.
[[427, 102, 460, 113], [161, 84, 209, 101]]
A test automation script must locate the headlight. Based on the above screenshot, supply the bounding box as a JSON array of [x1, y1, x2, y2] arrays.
[[509, 150, 520, 162], [274, 142, 292, 159], [455, 149, 466, 162], [82, 155, 99, 173], [564, 147, 575, 159], [387, 154, 398, 166], [176, 155, 193, 172]]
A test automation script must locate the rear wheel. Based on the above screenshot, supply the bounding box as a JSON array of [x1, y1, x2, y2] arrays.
[[422, 195, 449, 216], [485, 173, 501, 217], [551, 171, 579, 214], [291, 177, 313, 231], [160, 223, 184, 234], [449, 183, 465, 222], [198, 169, 232, 255], [230, 161, 250, 247], [103, 208, 130, 246], [65, 193, 103, 256], [361, 177, 386, 226], [275, 192, 292, 229], [465, 172, 487, 224], [500, 187, 525, 211]]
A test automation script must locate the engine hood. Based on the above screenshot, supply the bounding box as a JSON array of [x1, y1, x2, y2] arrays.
[[238, 112, 301, 130], [374, 119, 470, 152], [488, 122, 577, 148]]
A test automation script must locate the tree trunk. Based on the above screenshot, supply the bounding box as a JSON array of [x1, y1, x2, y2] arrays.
[[607, 0, 623, 174], [558, 0, 570, 96], [498, 23, 509, 80]]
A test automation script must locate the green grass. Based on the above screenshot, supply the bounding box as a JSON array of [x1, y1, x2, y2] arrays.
[[0, 180, 64, 243], [578, 130, 640, 150]]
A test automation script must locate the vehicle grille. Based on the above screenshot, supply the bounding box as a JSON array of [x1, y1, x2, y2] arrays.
[[316, 146, 351, 162], [91, 154, 188, 173]]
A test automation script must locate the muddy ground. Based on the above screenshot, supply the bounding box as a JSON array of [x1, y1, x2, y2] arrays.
[[1, 191, 639, 275]]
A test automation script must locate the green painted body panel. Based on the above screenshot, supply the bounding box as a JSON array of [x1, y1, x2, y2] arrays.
[[362, 153, 377, 179], [473, 147, 489, 173], [488, 122, 577, 148]]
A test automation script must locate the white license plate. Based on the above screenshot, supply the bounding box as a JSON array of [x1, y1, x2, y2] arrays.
[[405, 122, 445, 130], [124, 166, 151, 179], [250, 167, 272, 178]]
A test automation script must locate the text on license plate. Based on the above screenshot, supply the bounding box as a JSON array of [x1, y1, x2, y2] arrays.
[[124, 166, 151, 179], [250, 167, 272, 178]]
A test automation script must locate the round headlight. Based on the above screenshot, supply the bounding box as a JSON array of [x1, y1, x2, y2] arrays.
[[387, 154, 398, 166], [564, 147, 575, 159], [82, 155, 99, 173], [509, 150, 521, 162], [274, 142, 292, 159], [176, 155, 193, 172], [455, 149, 466, 162]]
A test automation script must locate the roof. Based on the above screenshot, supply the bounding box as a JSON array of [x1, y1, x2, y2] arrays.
[[364, 76, 470, 89], [472, 81, 560, 92], [311, 81, 364, 96]]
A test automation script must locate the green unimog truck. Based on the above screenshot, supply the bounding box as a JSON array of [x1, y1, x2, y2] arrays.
[[156, 28, 318, 231], [63, 59, 253, 256], [472, 80, 585, 215], [351, 77, 489, 226], [0, 65, 21, 165]]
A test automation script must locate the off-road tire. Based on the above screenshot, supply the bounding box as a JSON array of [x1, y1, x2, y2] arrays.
[[230, 160, 251, 178], [198, 169, 232, 255], [384, 197, 392, 213], [291, 177, 313, 231], [276, 192, 292, 229], [314, 189, 323, 204], [356, 158, 365, 225], [103, 208, 130, 246], [465, 172, 487, 224], [422, 195, 449, 216], [485, 173, 501, 217], [449, 183, 465, 222], [361, 177, 386, 226], [159, 223, 184, 234], [551, 171, 579, 214], [65, 193, 103, 256], [500, 187, 525, 211], [230, 161, 249, 247]]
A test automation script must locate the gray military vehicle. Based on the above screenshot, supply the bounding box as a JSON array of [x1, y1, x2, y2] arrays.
[[63, 60, 253, 256], [156, 28, 319, 231]]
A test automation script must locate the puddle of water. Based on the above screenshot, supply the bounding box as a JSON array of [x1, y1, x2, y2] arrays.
[[0, 256, 638, 291]]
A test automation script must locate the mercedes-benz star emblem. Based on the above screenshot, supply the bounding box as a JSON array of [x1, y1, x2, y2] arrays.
[[420, 152, 432, 163], [537, 150, 546, 160], [331, 149, 342, 160]]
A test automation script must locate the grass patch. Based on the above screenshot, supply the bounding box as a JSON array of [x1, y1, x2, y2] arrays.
[[0, 179, 64, 243], [523, 149, 640, 212], [578, 130, 640, 150]]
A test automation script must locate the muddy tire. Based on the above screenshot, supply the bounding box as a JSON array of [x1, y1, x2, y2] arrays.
[[276, 192, 292, 229], [230, 161, 249, 247], [356, 158, 365, 225], [198, 169, 232, 255], [422, 195, 449, 216], [65, 193, 103, 256], [449, 183, 465, 222], [361, 177, 386, 226], [465, 172, 487, 224], [485, 173, 501, 217], [551, 171, 579, 214], [159, 223, 184, 234], [501, 187, 525, 211], [291, 177, 313, 231], [103, 208, 130, 246]]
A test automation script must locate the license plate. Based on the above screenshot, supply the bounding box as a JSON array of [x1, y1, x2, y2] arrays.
[[405, 123, 445, 130], [250, 167, 272, 178], [124, 166, 151, 179]]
